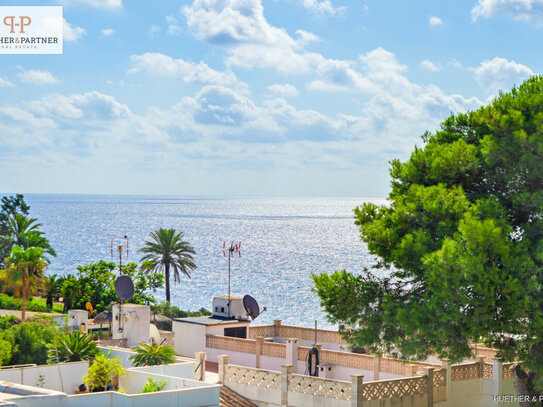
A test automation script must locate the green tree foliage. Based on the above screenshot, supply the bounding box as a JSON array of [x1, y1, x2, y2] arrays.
[[0, 194, 29, 265], [313, 76, 543, 397], [0, 315, 18, 330], [4, 246, 47, 321], [0, 338, 11, 366], [45, 274, 63, 311], [5, 214, 56, 260], [139, 229, 197, 303], [61, 261, 164, 313], [1, 321, 61, 365], [47, 331, 98, 364], [84, 354, 125, 391], [151, 301, 211, 319], [140, 377, 167, 393], [128, 342, 176, 367]]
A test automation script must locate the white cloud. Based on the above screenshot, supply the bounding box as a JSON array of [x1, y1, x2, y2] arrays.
[[420, 60, 441, 72], [471, 0, 543, 24], [182, 0, 319, 74], [448, 58, 463, 68], [300, 0, 346, 16], [149, 25, 161, 36], [296, 30, 320, 46], [18, 70, 59, 85], [27, 91, 130, 121], [429, 16, 443, 26], [128, 53, 242, 87], [60, 0, 122, 9], [0, 77, 14, 87], [267, 84, 299, 97], [473, 57, 533, 93], [166, 15, 183, 36], [101, 28, 115, 37], [63, 19, 86, 42]]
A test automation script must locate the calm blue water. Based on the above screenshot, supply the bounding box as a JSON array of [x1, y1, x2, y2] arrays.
[[18, 194, 384, 329]]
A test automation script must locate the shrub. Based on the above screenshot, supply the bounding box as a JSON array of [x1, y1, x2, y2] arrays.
[[26, 301, 48, 313], [151, 302, 211, 319], [0, 339, 11, 366], [3, 322, 61, 365], [0, 315, 18, 330], [84, 354, 125, 392], [0, 293, 20, 310], [141, 377, 166, 393], [0, 294, 47, 313], [128, 342, 176, 367], [47, 331, 98, 364]]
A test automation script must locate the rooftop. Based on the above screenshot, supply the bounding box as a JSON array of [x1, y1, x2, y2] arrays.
[[174, 315, 250, 326]]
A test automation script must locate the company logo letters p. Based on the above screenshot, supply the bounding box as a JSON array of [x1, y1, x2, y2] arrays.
[[3, 16, 31, 34]]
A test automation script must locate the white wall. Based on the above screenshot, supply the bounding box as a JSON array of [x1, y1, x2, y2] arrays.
[[173, 322, 206, 358], [112, 305, 150, 348], [119, 370, 208, 393], [206, 347, 256, 366], [128, 362, 195, 380], [0, 361, 89, 395]]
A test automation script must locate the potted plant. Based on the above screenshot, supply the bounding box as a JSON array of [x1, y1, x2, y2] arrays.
[[83, 353, 125, 392]]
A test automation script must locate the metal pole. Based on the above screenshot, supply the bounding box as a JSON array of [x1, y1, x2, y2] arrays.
[[314, 320, 317, 345], [228, 248, 231, 317]]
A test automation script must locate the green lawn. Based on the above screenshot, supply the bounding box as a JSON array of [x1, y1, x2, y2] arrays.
[[31, 298, 64, 314]]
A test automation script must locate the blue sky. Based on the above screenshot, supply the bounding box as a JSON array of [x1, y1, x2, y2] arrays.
[[0, 0, 539, 196]]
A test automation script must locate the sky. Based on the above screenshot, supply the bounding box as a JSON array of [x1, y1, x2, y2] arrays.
[[0, 0, 539, 197]]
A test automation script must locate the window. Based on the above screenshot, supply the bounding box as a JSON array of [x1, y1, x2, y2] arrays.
[[224, 327, 247, 338]]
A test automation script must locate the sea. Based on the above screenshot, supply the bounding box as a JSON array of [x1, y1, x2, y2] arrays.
[[18, 194, 386, 329]]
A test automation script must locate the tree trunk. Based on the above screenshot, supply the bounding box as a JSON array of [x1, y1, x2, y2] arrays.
[[21, 272, 27, 322], [165, 262, 171, 304], [513, 364, 542, 407]]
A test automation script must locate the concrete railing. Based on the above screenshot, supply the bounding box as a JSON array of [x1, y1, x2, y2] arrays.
[[218, 354, 520, 406], [218, 355, 440, 407]]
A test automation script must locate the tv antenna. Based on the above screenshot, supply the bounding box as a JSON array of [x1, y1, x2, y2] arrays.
[[111, 235, 129, 275], [223, 241, 241, 317]]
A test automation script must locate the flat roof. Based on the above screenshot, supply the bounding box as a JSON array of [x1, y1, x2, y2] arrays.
[[173, 315, 250, 326]]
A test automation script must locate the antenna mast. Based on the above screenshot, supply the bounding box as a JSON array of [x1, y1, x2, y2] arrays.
[[223, 241, 241, 317], [111, 235, 129, 275]]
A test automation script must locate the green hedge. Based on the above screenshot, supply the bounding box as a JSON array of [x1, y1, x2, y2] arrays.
[[0, 294, 48, 313]]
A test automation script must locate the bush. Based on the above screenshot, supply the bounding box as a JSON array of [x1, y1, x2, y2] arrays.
[[26, 301, 48, 313], [47, 331, 98, 364], [0, 338, 11, 366], [0, 315, 18, 330], [141, 377, 166, 393], [2, 322, 62, 365], [0, 293, 20, 310], [151, 302, 211, 319], [84, 354, 125, 392], [128, 342, 176, 367], [0, 294, 48, 313]]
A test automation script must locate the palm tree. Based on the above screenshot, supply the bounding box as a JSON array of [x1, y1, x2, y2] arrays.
[[4, 245, 46, 321], [47, 331, 98, 364], [6, 214, 56, 260], [45, 274, 63, 310], [139, 229, 197, 303], [128, 342, 176, 367]]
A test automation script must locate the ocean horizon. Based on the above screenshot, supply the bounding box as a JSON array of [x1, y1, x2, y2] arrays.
[[7, 193, 387, 329]]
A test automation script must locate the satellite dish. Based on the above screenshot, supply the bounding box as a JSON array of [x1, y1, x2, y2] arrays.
[[243, 295, 260, 320], [149, 324, 161, 345], [115, 275, 134, 301]]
